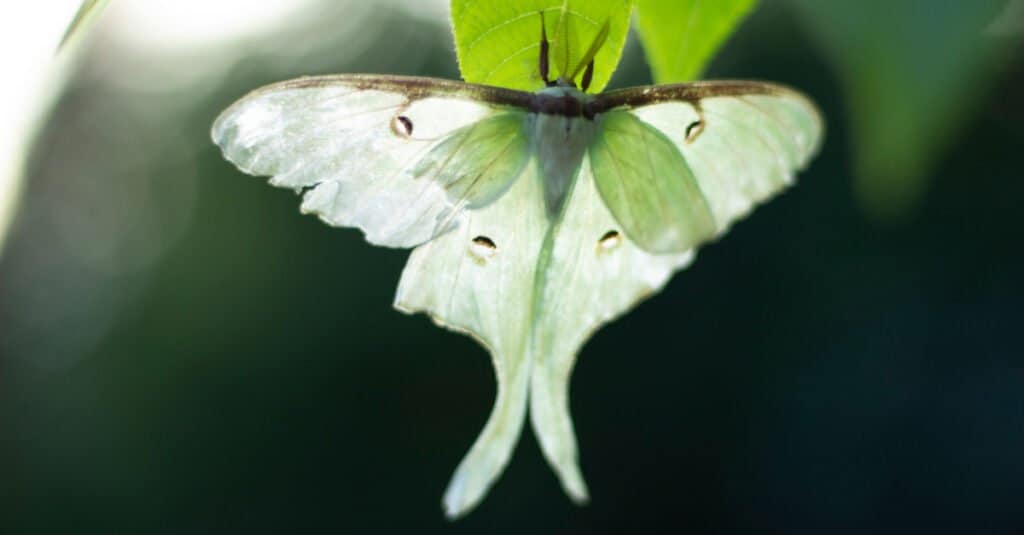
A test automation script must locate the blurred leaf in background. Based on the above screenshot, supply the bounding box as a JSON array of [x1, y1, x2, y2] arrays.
[[635, 0, 757, 83], [60, 0, 112, 49], [786, 0, 1015, 220], [0, 0, 108, 256], [987, 0, 1024, 34], [450, 0, 633, 91]]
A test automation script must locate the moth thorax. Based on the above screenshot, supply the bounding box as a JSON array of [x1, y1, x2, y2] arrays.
[[531, 113, 599, 217]]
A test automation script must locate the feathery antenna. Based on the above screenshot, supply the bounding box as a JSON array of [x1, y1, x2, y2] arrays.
[[539, 11, 552, 86]]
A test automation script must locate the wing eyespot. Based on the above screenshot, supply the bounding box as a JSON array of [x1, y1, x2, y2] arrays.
[[470, 235, 498, 260], [684, 120, 704, 143], [391, 115, 414, 137], [598, 230, 621, 250]]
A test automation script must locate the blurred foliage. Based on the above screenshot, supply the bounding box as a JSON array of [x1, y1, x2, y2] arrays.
[[786, 0, 1015, 220], [0, 0, 110, 258], [635, 0, 757, 82], [1, 0, 1023, 533], [59, 0, 111, 49], [451, 0, 633, 91]]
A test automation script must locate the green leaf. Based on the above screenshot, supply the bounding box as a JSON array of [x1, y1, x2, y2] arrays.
[[635, 0, 757, 83], [786, 0, 1011, 220], [450, 0, 635, 92]]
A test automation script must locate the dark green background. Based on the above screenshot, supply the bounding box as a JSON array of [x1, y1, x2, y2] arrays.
[[2, 2, 1022, 533]]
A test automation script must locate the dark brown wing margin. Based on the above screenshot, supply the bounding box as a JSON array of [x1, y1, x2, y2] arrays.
[[233, 74, 536, 109], [587, 80, 818, 115]]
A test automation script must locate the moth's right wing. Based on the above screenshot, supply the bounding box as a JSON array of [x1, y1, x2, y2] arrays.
[[212, 75, 535, 248], [588, 81, 824, 254]]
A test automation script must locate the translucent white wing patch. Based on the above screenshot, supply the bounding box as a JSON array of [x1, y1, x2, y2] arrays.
[[212, 79, 527, 247]]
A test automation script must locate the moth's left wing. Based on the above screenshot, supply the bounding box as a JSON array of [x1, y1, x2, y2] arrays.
[[588, 81, 824, 254], [212, 75, 535, 248], [394, 156, 549, 518]]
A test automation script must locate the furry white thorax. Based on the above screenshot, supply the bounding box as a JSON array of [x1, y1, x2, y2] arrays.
[[529, 85, 599, 217]]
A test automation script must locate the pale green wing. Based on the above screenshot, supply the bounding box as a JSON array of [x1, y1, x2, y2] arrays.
[[589, 81, 824, 253], [528, 81, 822, 498], [394, 159, 548, 518], [211, 75, 535, 248], [528, 154, 694, 502]]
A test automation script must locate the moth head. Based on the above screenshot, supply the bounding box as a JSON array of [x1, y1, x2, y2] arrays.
[[538, 11, 609, 92]]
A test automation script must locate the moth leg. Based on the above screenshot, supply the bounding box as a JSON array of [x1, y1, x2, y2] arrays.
[[539, 11, 553, 86], [580, 59, 595, 92]]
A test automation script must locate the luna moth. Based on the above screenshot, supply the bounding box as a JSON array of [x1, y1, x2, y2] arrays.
[[211, 11, 822, 519]]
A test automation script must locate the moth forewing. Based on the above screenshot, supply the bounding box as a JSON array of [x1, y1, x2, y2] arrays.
[[210, 75, 536, 248], [589, 81, 824, 241]]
